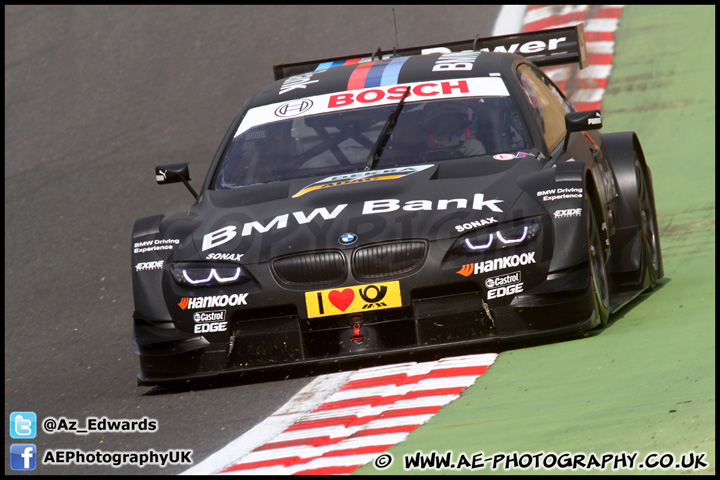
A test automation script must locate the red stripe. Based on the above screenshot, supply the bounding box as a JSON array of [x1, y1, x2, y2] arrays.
[[286, 415, 357, 431], [586, 30, 618, 43], [336, 366, 486, 395], [220, 456, 301, 472], [423, 365, 489, 378], [286, 413, 374, 431], [315, 393, 407, 412], [572, 101, 603, 111], [402, 386, 466, 398], [554, 80, 568, 92], [592, 6, 624, 19], [523, 18, 561, 31], [587, 53, 614, 66], [224, 453, 324, 472], [226, 444, 401, 473], [525, 18, 581, 32], [294, 465, 361, 475], [351, 424, 420, 437], [347, 61, 374, 90], [524, 5, 623, 33], [339, 374, 423, 390], [289, 445, 398, 474], [576, 77, 608, 90], [313, 387, 463, 412], [258, 421, 423, 455], [553, 11, 587, 26], [256, 435, 342, 451], [377, 405, 442, 418], [373, 394, 408, 405], [285, 404, 443, 432], [313, 395, 384, 411], [319, 444, 395, 457], [339, 373, 411, 390]]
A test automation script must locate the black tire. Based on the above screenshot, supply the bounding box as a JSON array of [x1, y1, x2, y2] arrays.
[[586, 195, 610, 326], [634, 157, 662, 290]]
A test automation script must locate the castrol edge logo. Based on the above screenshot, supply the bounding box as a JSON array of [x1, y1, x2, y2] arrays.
[[234, 77, 509, 138]]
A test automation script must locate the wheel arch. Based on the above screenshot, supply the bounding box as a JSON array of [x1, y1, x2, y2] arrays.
[[602, 131, 651, 229], [601, 131, 664, 285]]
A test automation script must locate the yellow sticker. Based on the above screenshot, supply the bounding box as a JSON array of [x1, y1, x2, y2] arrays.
[[293, 174, 404, 198], [305, 281, 402, 318], [291, 165, 434, 198]]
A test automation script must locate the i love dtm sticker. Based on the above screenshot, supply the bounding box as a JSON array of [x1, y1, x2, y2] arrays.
[[305, 281, 402, 318]]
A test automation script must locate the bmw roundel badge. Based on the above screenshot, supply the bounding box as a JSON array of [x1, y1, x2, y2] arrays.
[[338, 233, 358, 245]]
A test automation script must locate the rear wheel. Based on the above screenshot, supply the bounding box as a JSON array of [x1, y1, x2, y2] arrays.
[[635, 158, 661, 289], [586, 195, 610, 326]]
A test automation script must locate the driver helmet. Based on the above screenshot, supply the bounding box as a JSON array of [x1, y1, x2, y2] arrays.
[[422, 102, 476, 148]]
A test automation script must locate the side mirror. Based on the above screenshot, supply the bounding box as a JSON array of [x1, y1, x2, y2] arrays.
[[155, 163, 190, 184], [566, 110, 602, 132], [155, 163, 198, 199], [561, 110, 602, 153]]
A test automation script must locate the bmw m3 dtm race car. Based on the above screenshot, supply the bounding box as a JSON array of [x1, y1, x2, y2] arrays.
[[131, 25, 662, 385]]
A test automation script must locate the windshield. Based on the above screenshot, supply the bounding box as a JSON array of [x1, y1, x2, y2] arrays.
[[213, 96, 530, 190]]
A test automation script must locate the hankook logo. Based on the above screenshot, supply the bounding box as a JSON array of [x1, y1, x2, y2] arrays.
[[275, 99, 313, 118]]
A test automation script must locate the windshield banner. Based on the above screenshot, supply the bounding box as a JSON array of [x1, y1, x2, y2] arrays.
[[234, 77, 509, 138]]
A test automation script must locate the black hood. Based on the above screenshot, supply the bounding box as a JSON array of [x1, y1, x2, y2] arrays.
[[189, 157, 542, 264]]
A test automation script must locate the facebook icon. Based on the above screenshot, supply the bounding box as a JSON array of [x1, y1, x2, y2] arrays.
[[10, 444, 37, 471]]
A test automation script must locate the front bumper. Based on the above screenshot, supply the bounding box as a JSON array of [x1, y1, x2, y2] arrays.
[[134, 271, 598, 386]]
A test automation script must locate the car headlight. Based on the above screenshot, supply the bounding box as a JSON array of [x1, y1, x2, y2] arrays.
[[171, 262, 246, 287], [454, 217, 542, 253]]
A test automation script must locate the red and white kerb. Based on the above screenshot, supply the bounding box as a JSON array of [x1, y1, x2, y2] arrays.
[[523, 5, 625, 111], [216, 354, 497, 475]]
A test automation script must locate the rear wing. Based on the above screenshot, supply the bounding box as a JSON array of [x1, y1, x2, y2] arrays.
[[273, 24, 587, 80]]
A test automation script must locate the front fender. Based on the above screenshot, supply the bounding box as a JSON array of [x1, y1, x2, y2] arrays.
[[131, 213, 199, 321], [601, 130, 663, 280], [517, 161, 589, 273]]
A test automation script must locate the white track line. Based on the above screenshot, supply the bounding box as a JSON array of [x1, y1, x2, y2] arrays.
[[180, 371, 353, 475]]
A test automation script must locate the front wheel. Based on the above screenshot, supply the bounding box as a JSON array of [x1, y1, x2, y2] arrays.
[[635, 158, 662, 289], [587, 195, 610, 326]]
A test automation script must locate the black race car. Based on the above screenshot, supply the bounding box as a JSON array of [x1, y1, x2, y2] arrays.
[[131, 25, 662, 386]]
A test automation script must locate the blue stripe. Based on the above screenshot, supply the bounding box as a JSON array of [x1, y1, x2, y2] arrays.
[[315, 56, 408, 81], [379, 56, 409, 86], [315, 60, 347, 71], [364, 60, 390, 88]]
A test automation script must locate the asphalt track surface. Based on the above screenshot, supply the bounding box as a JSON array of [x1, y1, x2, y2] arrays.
[[4, 5, 503, 475]]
